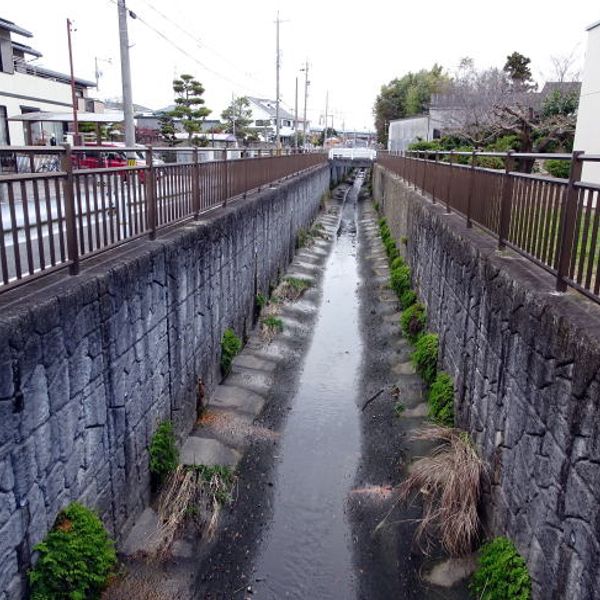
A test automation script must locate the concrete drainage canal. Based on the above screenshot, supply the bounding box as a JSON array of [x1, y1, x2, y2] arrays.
[[109, 171, 472, 600]]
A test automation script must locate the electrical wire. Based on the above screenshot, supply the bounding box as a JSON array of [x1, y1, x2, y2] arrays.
[[137, 0, 260, 83], [105, 0, 271, 98]]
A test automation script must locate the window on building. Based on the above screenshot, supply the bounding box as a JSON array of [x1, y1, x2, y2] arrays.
[[255, 119, 268, 127], [0, 106, 10, 145], [283, 120, 291, 127]]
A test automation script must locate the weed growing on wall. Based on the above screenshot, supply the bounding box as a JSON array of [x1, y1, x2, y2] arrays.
[[428, 372, 455, 427], [221, 328, 242, 375], [411, 333, 439, 385], [256, 293, 267, 310], [390, 265, 412, 299], [29, 502, 116, 600], [149, 421, 179, 485], [400, 303, 427, 343], [399, 289, 417, 310], [471, 537, 532, 600]]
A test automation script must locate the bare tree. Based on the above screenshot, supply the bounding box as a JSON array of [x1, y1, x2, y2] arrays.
[[549, 48, 582, 83]]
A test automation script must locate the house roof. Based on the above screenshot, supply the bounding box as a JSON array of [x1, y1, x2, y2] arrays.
[[8, 110, 124, 123], [12, 41, 42, 58], [23, 64, 95, 88], [586, 19, 600, 31], [0, 17, 33, 37], [539, 81, 582, 97], [247, 97, 294, 120]]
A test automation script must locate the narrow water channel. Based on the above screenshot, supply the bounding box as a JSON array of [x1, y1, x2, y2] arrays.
[[251, 175, 365, 599]]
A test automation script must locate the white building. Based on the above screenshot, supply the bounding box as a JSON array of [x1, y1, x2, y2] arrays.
[[387, 115, 434, 152], [0, 16, 96, 146], [247, 97, 305, 144], [574, 19, 600, 184]]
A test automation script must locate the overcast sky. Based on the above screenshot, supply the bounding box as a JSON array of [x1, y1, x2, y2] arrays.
[[3, 1, 599, 131]]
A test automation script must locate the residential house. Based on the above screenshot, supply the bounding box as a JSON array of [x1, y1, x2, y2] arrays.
[[246, 97, 300, 144], [0, 17, 98, 146], [574, 19, 600, 184]]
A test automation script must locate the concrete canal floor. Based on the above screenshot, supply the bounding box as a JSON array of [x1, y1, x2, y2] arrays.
[[188, 173, 472, 600], [111, 172, 472, 599]]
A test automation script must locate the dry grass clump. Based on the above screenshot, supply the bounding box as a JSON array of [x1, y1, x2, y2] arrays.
[[274, 277, 312, 302], [397, 425, 484, 557], [147, 465, 234, 558], [260, 315, 284, 343]]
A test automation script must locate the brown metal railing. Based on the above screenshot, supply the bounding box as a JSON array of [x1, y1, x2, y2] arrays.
[[0, 145, 326, 292], [377, 150, 600, 303]]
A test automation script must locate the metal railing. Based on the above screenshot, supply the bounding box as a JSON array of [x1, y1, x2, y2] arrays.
[[0, 145, 327, 292], [377, 150, 600, 303]]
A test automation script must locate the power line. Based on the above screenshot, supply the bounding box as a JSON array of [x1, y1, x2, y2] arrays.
[[105, 0, 270, 98], [137, 0, 261, 84]]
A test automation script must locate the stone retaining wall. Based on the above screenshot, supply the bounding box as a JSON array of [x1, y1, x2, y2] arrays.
[[374, 164, 600, 600], [0, 165, 329, 599]]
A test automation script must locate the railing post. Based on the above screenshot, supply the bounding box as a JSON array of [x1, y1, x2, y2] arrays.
[[222, 150, 229, 208], [555, 150, 584, 292], [446, 151, 455, 213], [466, 150, 476, 228], [146, 146, 157, 239], [192, 147, 200, 219], [498, 151, 515, 249], [432, 152, 438, 204], [61, 144, 79, 275], [421, 151, 427, 191]]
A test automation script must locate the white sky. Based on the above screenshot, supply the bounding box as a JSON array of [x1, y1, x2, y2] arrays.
[[3, 1, 599, 131]]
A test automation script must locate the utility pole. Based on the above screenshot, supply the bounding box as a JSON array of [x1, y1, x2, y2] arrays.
[[323, 91, 328, 148], [66, 19, 80, 145], [117, 0, 136, 154], [302, 60, 309, 149], [294, 76, 298, 150], [231, 92, 236, 139], [275, 11, 281, 151]]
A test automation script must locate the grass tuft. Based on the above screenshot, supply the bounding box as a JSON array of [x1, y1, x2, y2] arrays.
[[428, 372, 455, 426], [276, 277, 312, 302], [397, 426, 484, 557], [400, 303, 427, 343], [411, 333, 438, 384], [221, 328, 242, 376], [149, 464, 235, 557], [399, 289, 417, 310]]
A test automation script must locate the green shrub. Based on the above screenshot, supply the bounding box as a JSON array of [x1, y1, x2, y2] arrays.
[[411, 333, 438, 385], [428, 372, 454, 426], [385, 239, 399, 261], [256, 293, 267, 309], [221, 328, 242, 375], [545, 159, 570, 179], [380, 224, 391, 241], [29, 502, 116, 600], [149, 421, 179, 483], [471, 537, 532, 600], [262, 315, 284, 331], [296, 228, 310, 248], [400, 302, 426, 343], [390, 256, 406, 270], [378, 217, 386, 227], [373, 201, 380, 213], [399, 289, 417, 310], [390, 265, 411, 298]]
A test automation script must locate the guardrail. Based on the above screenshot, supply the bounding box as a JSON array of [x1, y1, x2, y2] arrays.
[[0, 145, 327, 293], [328, 148, 377, 161], [377, 150, 600, 303]]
